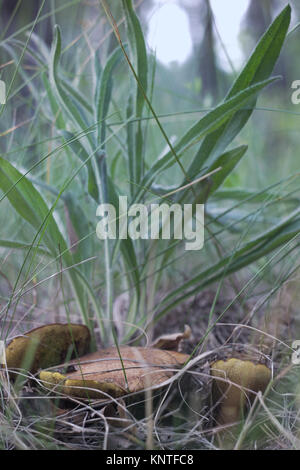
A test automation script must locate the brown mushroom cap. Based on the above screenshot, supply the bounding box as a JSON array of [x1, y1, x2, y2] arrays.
[[211, 358, 271, 425], [39, 346, 189, 399], [6, 323, 91, 375]]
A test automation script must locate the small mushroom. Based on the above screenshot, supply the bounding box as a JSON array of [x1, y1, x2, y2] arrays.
[[6, 323, 91, 376], [211, 358, 271, 426]]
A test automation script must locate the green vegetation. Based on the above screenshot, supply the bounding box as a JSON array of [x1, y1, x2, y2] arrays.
[[0, 0, 300, 450]]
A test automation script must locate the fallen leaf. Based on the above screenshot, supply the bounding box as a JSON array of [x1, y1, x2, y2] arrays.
[[151, 324, 191, 351]]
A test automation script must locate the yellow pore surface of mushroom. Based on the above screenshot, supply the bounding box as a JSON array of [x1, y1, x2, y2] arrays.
[[211, 358, 271, 425]]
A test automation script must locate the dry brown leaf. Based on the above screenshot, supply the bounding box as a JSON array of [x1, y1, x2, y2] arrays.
[[6, 323, 91, 375], [151, 324, 191, 351], [39, 346, 189, 399]]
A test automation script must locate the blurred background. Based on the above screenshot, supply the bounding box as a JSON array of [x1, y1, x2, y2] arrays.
[[1, 0, 300, 188]]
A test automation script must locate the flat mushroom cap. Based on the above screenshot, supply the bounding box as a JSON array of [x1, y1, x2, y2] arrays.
[[40, 346, 189, 399]]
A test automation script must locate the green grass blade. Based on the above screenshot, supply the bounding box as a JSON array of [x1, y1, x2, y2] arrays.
[[94, 47, 123, 146], [42, 72, 65, 129], [137, 77, 278, 200], [121, 0, 147, 117], [0, 239, 51, 257], [61, 130, 99, 201], [49, 25, 92, 150], [228, 5, 291, 97], [156, 210, 300, 319], [121, 0, 148, 185], [186, 5, 291, 180], [197, 145, 248, 202], [0, 157, 68, 257]]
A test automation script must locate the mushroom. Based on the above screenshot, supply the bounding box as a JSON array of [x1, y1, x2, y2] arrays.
[[39, 346, 189, 399], [4, 323, 190, 399], [5, 323, 90, 376], [5, 323, 272, 427], [210, 357, 271, 426]]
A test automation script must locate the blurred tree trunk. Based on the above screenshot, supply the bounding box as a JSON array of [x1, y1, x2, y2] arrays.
[[183, 0, 218, 100], [1, 0, 52, 44], [198, 0, 218, 99], [242, 0, 273, 50]]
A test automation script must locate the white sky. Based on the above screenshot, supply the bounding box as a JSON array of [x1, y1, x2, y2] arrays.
[[147, 0, 250, 68], [147, 1, 193, 65]]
